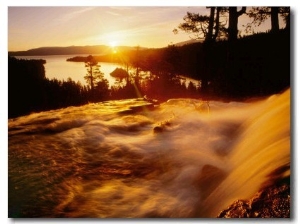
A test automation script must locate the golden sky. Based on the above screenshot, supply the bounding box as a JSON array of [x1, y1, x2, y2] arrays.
[[8, 6, 208, 51], [7, 5, 282, 51]]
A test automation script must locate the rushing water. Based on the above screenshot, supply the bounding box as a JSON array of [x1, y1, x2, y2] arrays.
[[8, 88, 290, 218], [14, 55, 121, 87]]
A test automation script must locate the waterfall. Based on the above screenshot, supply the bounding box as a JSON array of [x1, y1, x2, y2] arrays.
[[201, 88, 290, 217]]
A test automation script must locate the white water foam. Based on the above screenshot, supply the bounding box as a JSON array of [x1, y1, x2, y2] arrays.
[[8, 89, 290, 218]]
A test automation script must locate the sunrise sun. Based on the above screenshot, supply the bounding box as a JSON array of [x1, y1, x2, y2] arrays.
[[109, 41, 118, 54], [109, 41, 118, 48]]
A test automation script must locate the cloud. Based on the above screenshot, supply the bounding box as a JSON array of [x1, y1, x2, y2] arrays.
[[55, 7, 95, 23], [105, 11, 121, 16]]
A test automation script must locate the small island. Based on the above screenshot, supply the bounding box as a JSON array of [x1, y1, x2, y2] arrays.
[[66, 54, 119, 63], [110, 68, 129, 79]]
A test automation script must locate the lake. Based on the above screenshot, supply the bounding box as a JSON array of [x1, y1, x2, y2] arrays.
[[15, 55, 121, 87], [14, 55, 200, 88]]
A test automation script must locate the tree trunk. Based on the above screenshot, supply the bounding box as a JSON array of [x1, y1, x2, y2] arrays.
[[225, 7, 246, 96], [213, 7, 221, 41], [271, 7, 279, 33], [201, 7, 217, 95], [228, 7, 238, 42], [228, 7, 246, 42], [90, 66, 94, 90], [206, 7, 215, 42], [285, 12, 290, 30]]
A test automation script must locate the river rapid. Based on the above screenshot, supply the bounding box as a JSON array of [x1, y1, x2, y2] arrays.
[[8, 89, 290, 218]]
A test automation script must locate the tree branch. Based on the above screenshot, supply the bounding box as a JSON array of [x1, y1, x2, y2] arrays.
[[238, 7, 247, 17]]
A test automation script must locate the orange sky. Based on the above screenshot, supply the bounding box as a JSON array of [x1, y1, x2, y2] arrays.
[[8, 6, 207, 51], [7, 6, 282, 51]]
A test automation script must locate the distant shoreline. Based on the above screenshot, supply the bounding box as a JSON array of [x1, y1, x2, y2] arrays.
[[8, 45, 139, 57]]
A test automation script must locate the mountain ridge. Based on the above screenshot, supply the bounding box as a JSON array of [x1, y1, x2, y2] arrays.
[[8, 39, 201, 56], [8, 45, 138, 56]]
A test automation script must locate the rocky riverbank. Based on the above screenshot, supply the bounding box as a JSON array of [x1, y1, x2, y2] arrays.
[[217, 183, 290, 218]]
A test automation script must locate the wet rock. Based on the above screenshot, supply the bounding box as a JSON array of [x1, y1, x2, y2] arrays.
[[153, 126, 164, 133], [217, 184, 290, 218], [153, 120, 172, 133], [218, 200, 251, 218]]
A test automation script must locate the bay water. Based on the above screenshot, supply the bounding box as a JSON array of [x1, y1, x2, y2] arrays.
[[14, 55, 121, 87]]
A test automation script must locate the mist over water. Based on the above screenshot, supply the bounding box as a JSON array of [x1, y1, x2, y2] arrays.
[[8, 89, 290, 218]]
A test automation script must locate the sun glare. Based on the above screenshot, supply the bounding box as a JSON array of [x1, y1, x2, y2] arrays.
[[109, 41, 118, 48], [109, 41, 119, 54]]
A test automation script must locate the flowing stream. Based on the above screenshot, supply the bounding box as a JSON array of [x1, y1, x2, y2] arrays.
[[8, 89, 290, 218]]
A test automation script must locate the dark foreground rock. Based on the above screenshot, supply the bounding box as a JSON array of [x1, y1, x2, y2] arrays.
[[217, 184, 290, 218]]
